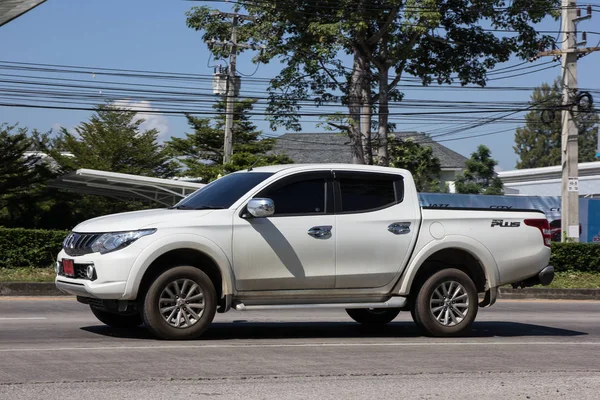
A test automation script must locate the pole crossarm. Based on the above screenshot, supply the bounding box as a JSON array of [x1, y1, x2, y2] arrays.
[[535, 47, 600, 57]]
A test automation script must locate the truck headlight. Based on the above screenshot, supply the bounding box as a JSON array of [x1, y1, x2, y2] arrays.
[[90, 229, 156, 254]]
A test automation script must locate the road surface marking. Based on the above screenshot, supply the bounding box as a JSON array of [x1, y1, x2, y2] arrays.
[[0, 341, 599, 353], [0, 297, 74, 301]]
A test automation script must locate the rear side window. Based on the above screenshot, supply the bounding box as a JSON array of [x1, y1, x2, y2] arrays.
[[337, 173, 402, 213]]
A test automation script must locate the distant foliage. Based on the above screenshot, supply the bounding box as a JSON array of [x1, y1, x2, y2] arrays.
[[166, 99, 292, 183], [514, 78, 599, 169], [0, 124, 57, 229], [48, 104, 177, 177], [389, 137, 443, 192], [454, 145, 503, 195]]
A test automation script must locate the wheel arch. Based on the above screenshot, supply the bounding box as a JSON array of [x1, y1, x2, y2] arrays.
[[395, 236, 500, 297], [123, 234, 234, 311]]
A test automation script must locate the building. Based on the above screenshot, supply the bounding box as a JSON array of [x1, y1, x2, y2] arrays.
[[271, 132, 468, 188], [498, 161, 600, 197]]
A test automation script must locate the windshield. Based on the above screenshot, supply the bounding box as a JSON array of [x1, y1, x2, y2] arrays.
[[172, 172, 274, 210]]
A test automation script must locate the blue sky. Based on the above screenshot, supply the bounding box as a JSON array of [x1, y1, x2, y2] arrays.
[[0, 0, 598, 170]]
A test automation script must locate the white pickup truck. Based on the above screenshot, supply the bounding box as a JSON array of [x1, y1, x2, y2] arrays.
[[55, 164, 553, 340]]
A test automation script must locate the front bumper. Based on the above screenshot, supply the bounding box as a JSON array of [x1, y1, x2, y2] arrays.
[[54, 245, 143, 299], [55, 279, 128, 299], [511, 265, 555, 289]]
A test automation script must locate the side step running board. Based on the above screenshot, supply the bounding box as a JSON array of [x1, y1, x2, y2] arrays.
[[233, 296, 406, 311]]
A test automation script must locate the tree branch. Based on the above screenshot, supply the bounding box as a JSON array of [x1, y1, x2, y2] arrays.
[[367, 6, 400, 46], [318, 58, 343, 90], [370, 27, 424, 103], [424, 33, 467, 46], [356, 40, 383, 71], [327, 122, 350, 131]]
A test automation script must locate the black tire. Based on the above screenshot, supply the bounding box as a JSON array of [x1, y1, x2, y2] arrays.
[[409, 301, 423, 330], [346, 308, 401, 325], [142, 266, 217, 340], [412, 268, 478, 337], [90, 306, 143, 328]]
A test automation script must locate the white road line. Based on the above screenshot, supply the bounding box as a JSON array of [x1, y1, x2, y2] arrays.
[[0, 317, 47, 320], [0, 341, 599, 353]]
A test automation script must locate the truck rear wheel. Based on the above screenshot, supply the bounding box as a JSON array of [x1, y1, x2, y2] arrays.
[[142, 266, 217, 340], [412, 268, 478, 337], [90, 306, 143, 328], [346, 308, 400, 325]]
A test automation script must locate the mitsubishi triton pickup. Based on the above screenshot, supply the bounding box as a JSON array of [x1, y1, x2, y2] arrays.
[[55, 164, 554, 339]]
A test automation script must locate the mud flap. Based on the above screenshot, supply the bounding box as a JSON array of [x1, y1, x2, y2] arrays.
[[479, 286, 498, 307]]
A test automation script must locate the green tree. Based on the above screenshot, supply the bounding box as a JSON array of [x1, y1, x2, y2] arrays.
[[0, 124, 46, 196], [389, 137, 442, 192], [455, 145, 503, 195], [0, 124, 53, 228], [514, 78, 599, 169], [167, 99, 292, 183], [49, 104, 176, 177], [187, 0, 558, 166], [34, 105, 179, 228]]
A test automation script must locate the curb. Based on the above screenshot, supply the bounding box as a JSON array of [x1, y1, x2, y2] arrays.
[[0, 282, 66, 297], [1, 282, 600, 300], [498, 288, 600, 300]]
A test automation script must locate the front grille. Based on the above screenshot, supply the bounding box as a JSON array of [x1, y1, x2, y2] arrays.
[[63, 232, 100, 256], [58, 261, 91, 280]]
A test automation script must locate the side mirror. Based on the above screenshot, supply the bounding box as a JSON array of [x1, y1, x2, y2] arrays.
[[247, 198, 275, 218]]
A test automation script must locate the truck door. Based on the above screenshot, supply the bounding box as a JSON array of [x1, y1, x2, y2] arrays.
[[232, 171, 336, 291], [333, 171, 419, 288]]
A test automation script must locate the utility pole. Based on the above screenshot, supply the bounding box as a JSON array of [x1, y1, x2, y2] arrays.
[[223, 14, 238, 164], [208, 11, 260, 164], [533, 1, 596, 242], [561, 0, 580, 242]]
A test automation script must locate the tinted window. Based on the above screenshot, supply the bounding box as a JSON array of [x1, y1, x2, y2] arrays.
[[261, 178, 326, 215], [339, 177, 398, 213], [174, 172, 273, 209]]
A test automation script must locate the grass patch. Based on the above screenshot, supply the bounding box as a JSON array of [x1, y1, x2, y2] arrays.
[[0, 267, 55, 282], [547, 271, 600, 289]]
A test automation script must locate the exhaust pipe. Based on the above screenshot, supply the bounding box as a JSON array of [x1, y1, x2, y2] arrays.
[[511, 265, 555, 289]]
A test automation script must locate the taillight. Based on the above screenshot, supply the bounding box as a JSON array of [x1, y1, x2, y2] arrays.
[[524, 219, 551, 247]]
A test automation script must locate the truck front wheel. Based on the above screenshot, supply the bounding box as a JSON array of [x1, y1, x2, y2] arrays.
[[346, 308, 400, 326], [142, 266, 217, 340], [412, 268, 478, 337]]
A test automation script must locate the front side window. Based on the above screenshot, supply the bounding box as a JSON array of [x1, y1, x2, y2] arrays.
[[338, 173, 401, 213], [258, 177, 327, 215], [174, 172, 273, 210]]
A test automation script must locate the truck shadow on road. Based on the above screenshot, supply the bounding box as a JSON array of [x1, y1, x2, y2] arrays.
[[81, 320, 587, 340]]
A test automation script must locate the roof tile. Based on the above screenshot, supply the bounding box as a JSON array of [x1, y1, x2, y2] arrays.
[[271, 132, 468, 169]]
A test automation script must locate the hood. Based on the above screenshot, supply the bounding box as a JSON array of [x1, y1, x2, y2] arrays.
[[73, 208, 212, 233]]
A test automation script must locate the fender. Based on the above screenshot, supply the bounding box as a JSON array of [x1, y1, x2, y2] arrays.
[[121, 233, 235, 303], [394, 235, 500, 296]]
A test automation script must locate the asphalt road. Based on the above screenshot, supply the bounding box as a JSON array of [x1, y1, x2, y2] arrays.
[[0, 298, 599, 399]]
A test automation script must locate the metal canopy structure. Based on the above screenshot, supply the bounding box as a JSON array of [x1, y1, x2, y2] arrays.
[[49, 169, 205, 206], [0, 0, 45, 27]]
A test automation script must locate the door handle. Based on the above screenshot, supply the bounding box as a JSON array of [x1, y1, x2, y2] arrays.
[[388, 222, 411, 235], [308, 225, 332, 238]]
